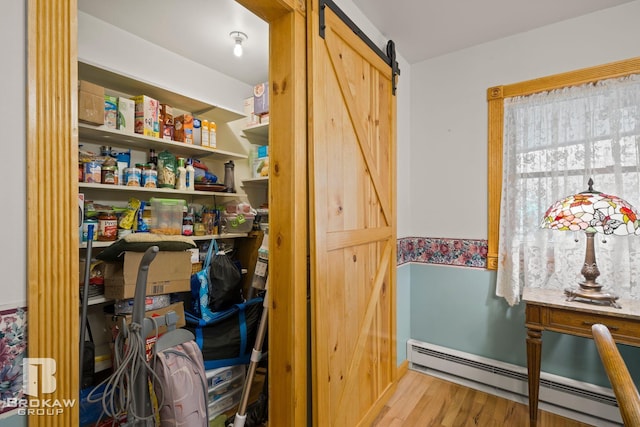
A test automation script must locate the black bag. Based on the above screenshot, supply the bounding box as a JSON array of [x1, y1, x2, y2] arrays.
[[209, 243, 243, 311], [185, 297, 263, 369]]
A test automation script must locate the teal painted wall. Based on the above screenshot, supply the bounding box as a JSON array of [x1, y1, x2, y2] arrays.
[[396, 264, 411, 363], [408, 263, 640, 388], [0, 413, 26, 427]]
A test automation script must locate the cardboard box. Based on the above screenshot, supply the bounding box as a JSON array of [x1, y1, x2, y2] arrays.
[[253, 82, 269, 116], [104, 95, 118, 129], [193, 118, 202, 145], [159, 104, 174, 140], [243, 96, 259, 126], [78, 80, 105, 125], [103, 251, 192, 299], [174, 114, 194, 144], [117, 97, 135, 133], [132, 95, 160, 138], [253, 156, 269, 178], [209, 122, 217, 149], [105, 301, 186, 339], [201, 120, 210, 147]]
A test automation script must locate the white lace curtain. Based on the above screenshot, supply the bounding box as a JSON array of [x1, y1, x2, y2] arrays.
[[496, 74, 640, 306]]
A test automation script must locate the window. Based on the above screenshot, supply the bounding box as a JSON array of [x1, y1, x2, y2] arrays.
[[487, 57, 640, 305]]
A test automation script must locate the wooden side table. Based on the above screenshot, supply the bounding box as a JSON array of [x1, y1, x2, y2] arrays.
[[523, 287, 640, 426]]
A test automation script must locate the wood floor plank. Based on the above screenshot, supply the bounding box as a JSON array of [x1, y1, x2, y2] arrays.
[[371, 370, 597, 427]]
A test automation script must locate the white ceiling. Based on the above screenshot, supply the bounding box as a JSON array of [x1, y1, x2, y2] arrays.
[[78, 0, 634, 85]]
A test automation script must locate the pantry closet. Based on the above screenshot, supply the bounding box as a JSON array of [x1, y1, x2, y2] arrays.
[[27, 0, 397, 425]]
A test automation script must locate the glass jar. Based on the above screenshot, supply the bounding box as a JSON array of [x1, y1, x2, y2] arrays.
[[97, 211, 118, 241]]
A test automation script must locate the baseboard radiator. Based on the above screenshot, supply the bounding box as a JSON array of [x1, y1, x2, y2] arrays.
[[407, 339, 622, 426]]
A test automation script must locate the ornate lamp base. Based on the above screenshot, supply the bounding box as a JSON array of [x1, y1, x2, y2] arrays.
[[564, 287, 621, 309]]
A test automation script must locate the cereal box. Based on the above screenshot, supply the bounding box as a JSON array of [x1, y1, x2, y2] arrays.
[[132, 95, 159, 138]]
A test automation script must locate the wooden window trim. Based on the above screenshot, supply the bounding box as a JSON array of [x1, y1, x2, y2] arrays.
[[486, 56, 640, 270]]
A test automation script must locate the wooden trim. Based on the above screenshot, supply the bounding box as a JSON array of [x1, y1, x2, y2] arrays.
[[396, 359, 409, 378], [27, 0, 79, 424], [486, 57, 640, 271], [239, 1, 309, 425]]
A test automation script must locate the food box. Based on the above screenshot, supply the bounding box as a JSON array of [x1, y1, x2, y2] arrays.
[[104, 95, 118, 129], [252, 157, 269, 178], [174, 114, 194, 144], [132, 95, 160, 138], [193, 118, 202, 145], [209, 122, 217, 149], [201, 120, 210, 147], [117, 97, 135, 133], [160, 104, 174, 140], [253, 82, 269, 116], [103, 251, 191, 299], [257, 145, 268, 158], [243, 96, 259, 126], [150, 197, 186, 235], [105, 301, 186, 338], [78, 80, 105, 125]]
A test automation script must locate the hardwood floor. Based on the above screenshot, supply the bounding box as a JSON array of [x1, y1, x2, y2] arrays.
[[371, 370, 596, 427]]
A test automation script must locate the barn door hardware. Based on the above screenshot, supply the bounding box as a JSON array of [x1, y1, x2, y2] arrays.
[[319, 0, 401, 95]]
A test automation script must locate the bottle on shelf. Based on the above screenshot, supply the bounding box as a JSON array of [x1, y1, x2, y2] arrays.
[[149, 148, 158, 168], [224, 160, 235, 193], [185, 158, 195, 192], [176, 157, 187, 191]]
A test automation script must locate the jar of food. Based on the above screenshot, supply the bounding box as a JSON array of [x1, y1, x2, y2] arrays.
[[193, 222, 205, 236], [97, 212, 118, 241], [101, 165, 117, 185]]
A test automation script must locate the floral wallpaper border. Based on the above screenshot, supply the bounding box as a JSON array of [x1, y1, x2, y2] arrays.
[[397, 237, 488, 268], [0, 307, 26, 417]]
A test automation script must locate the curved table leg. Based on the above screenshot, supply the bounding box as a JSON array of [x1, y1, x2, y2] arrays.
[[526, 328, 542, 426]]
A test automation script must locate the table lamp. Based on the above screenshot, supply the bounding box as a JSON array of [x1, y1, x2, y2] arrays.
[[540, 178, 640, 308]]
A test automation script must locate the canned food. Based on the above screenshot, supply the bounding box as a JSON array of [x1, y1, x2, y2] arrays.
[[124, 167, 141, 187], [142, 168, 157, 188]]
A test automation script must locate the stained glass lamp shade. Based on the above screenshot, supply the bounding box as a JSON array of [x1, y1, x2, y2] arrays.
[[540, 179, 640, 308]]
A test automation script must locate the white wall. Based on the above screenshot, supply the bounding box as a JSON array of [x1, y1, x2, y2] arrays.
[[78, 12, 252, 115], [410, 0, 640, 239], [0, 0, 27, 310]]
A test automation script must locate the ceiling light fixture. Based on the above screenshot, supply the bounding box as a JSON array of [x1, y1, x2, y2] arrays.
[[230, 31, 248, 57]]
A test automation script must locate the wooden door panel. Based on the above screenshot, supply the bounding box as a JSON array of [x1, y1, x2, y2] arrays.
[[309, 1, 397, 425]]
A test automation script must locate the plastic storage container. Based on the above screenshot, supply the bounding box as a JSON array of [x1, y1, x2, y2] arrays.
[[221, 212, 255, 234], [149, 197, 186, 235], [206, 365, 245, 390], [207, 370, 244, 404], [208, 387, 242, 420]]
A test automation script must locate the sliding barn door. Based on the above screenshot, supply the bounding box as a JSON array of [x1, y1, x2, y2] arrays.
[[308, 1, 398, 425]]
